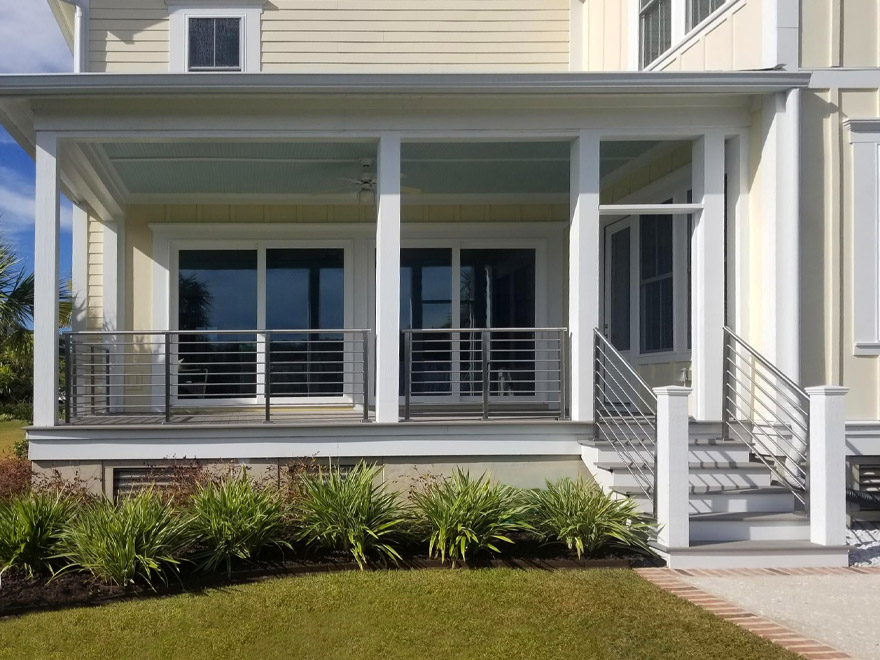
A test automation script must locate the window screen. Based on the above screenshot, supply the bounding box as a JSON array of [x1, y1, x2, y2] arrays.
[[640, 0, 672, 69], [188, 17, 241, 71], [687, 0, 725, 30]]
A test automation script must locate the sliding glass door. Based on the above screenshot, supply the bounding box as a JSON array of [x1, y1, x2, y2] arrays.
[[176, 246, 347, 404], [400, 246, 537, 401]]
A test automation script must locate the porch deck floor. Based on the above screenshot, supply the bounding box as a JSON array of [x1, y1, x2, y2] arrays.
[[62, 405, 567, 427]]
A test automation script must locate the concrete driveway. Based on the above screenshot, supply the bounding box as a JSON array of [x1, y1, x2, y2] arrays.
[[676, 569, 880, 660]]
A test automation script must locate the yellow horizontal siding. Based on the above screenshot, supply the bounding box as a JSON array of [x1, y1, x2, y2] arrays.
[[88, 0, 169, 73]]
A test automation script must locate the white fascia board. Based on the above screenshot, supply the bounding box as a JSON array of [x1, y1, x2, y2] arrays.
[[810, 69, 880, 90], [0, 72, 812, 98], [47, 0, 75, 52]]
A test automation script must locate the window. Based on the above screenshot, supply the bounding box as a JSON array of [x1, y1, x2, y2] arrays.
[[640, 0, 672, 69], [687, 0, 725, 30], [167, 2, 262, 73], [640, 214, 675, 353], [188, 17, 241, 71]]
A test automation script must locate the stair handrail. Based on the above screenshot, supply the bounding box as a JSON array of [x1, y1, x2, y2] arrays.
[[722, 326, 809, 507], [593, 329, 658, 511]]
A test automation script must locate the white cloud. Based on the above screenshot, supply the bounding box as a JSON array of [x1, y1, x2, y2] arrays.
[[0, 164, 72, 237], [0, 0, 72, 74]]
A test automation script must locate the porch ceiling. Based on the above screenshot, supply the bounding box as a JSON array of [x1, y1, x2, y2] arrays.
[[98, 140, 661, 199]]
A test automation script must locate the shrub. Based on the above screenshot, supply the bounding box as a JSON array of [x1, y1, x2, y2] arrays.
[[58, 490, 190, 587], [0, 401, 33, 424], [12, 436, 28, 460], [296, 462, 406, 569], [188, 469, 290, 576], [0, 491, 74, 577], [527, 477, 655, 559], [411, 469, 531, 565], [0, 456, 32, 500]]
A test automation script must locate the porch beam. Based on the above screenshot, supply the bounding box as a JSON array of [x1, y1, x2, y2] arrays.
[[691, 132, 726, 421], [374, 132, 402, 423], [34, 132, 61, 427], [599, 203, 703, 216], [568, 130, 601, 422]]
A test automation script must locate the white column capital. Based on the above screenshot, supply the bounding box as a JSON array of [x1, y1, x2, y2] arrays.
[[653, 385, 692, 398], [805, 386, 849, 398]]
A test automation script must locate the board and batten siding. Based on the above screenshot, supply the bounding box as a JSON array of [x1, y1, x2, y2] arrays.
[[87, 0, 571, 73]]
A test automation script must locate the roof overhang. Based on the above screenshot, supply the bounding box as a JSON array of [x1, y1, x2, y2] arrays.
[[46, 0, 76, 52], [0, 71, 811, 97]]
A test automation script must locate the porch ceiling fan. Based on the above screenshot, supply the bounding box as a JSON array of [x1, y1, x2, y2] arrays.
[[312, 158, 421, 204]]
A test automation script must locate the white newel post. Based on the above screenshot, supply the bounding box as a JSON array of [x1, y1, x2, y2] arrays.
[[655, 386, 692, 549], [34, 132, 61, 427], [691, 133, 726, 421], [806, 386, 848, 546], [374, 133, 402, 423], [568, 131, 601, 422]]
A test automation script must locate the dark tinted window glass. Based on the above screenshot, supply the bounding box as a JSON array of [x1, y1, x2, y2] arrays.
[[178, 250, 257, 398], [640, 215, 674, 352], [688, 0, 725, 29], [266, 249, 345, 397], [188, 17, 240, 71]]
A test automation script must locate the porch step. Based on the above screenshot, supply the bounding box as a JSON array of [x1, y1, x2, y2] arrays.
[[689, 511, 809, 542], [619, 487, 796, 515], [583, 441, 751, 466], [591, 463, 772, 492], [656, 540, 850, 569]]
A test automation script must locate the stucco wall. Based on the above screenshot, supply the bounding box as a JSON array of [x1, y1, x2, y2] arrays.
[[87, 0, 571, 73]]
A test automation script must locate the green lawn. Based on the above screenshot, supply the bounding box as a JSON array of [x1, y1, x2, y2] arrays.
[[0, 569, 797, 660], [0, 419, 25, 456]]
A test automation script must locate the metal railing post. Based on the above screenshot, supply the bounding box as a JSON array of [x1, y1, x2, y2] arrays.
[[362, 330, 370, 423], [481, 329, 490, 420], [89, 345, 96, 416], [593, 329, 601, 431], [264, 332, 272, 424], [403, 331, 412, 421], [164, 332, 171, 424], [64, 334, 72, 424], [558, 329, 567, 420], [721, 328, 731, 441]]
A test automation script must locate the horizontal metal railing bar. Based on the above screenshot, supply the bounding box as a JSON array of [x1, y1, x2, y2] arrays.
[[595, 357, 657, 419], [723, 327, 809, 403], [723, 391, 808, 462], [595, 382, 659, 456], [403, 327, 568, 334], [594, 331, 655, 399], [725, 422, 807, 505], [594, 377, 658, 446], [66, 329, 371, 336]]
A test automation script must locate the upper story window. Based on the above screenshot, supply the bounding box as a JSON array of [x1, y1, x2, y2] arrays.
[[640, 0, 672, 69], [687, 0, 725, 30], [188, 17, 241, 71], [167, 1, 263, 74]]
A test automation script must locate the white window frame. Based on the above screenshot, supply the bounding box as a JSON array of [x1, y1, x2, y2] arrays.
[[601, 166, 693, 365], [167, 0, 263, 73], [848, 120, 880, 355]]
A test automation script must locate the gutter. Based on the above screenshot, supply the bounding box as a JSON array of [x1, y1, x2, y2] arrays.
[[0, 71, 812, 98]]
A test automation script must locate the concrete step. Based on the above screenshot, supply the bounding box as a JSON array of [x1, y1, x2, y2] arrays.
[[689, 511, 809, 542], [583, 441, 751, 466], [656, 540, 849, 569], [619, 487, 796, 515]]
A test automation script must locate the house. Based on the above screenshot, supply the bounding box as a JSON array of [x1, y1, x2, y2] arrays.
[[0, 0, 876, 568]]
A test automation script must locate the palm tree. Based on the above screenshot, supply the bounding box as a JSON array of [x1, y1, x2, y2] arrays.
[[0, 232, 71, 402]]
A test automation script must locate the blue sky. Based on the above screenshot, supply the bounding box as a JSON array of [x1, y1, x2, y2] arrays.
[[0, 0, 75, 277]]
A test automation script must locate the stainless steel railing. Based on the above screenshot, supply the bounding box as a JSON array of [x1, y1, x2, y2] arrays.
[[401, 327, 568, 421], [63, 329, 370, 424], [593, 329, 658, 510], [722, 326, 809, 506]]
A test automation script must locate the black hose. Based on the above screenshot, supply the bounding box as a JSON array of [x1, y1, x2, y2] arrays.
[[847, 488, 880, 508]]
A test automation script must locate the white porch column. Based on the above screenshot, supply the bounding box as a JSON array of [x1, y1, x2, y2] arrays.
[[655, 386, 692, 549], [34, 132, 61, 427], [806, 386, 848, 547], [374, 133, 402, 423], [568, 131, 601, 422], [691, 133, 726, 421], [103, 218, 126, 412], [71, 203, 89, 331]]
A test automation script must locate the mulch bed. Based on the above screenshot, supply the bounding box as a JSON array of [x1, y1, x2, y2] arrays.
[[0, 543, 659, 617]]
